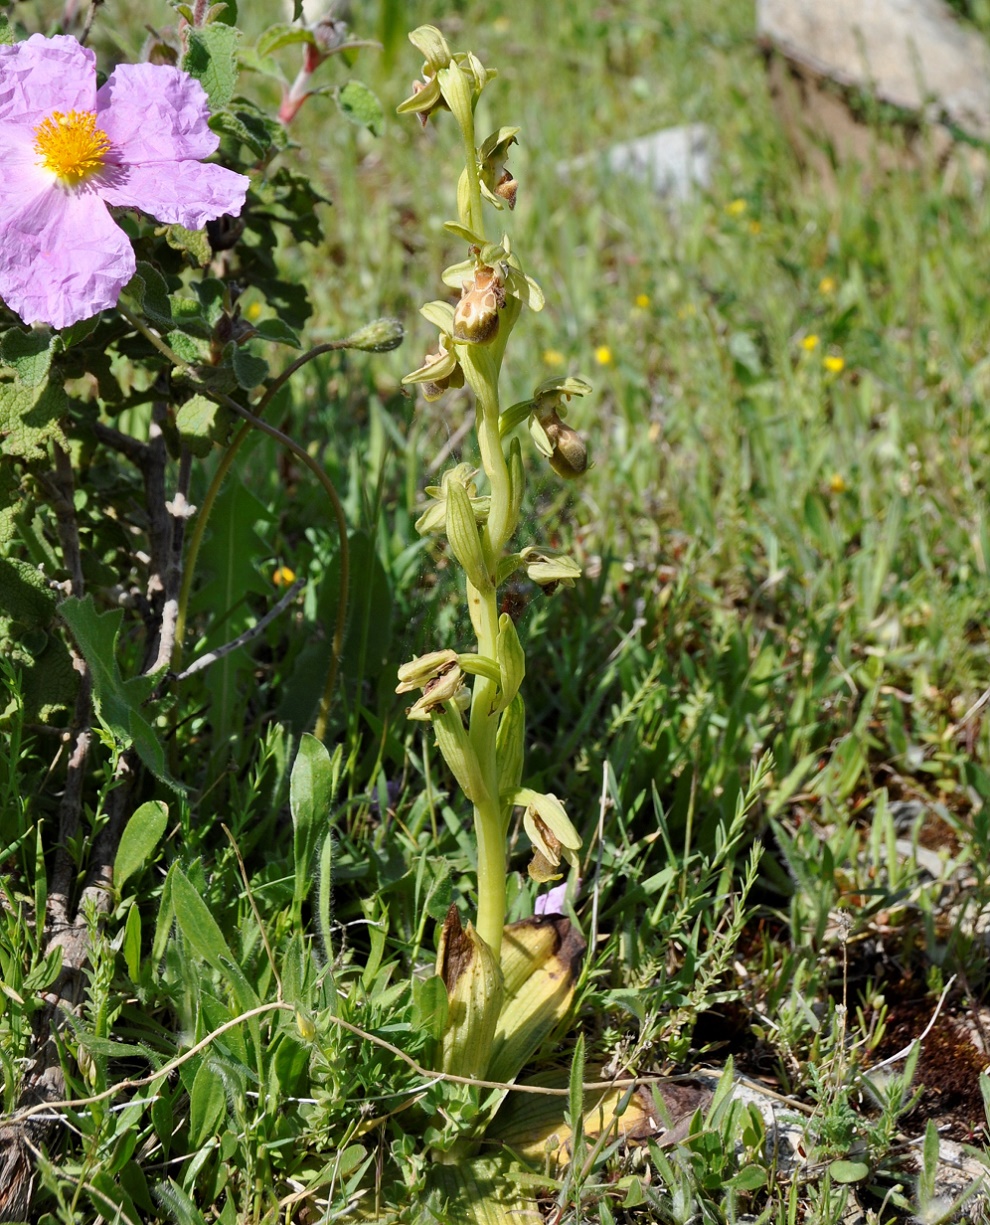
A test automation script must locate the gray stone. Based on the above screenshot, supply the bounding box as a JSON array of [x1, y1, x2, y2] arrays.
[[562, 124, 715, 202], [757, 0, 990, 141]]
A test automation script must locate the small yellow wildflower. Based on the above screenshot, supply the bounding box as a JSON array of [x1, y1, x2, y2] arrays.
[[594, 345, 613, 366], [246, 300, 263, 321], [829, 473, 847, 494], [272, 565, 296, 587], [819, 276, 836, 295], [824, 354, 845, 374], [726, 198, 747, 216], [542, 348, 565, 367], [748, 220, 762, 235], [492, 15, 510, 32], [635, 293, 651, 309], [677, 303, 697, 320], [800, 334, 820, 352]]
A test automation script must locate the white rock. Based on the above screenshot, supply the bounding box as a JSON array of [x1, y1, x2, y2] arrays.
[[757, 0, 990, 141], [561, 123, 714, 201]]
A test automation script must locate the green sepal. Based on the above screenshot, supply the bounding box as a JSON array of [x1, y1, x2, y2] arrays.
[[396, 74, 442, 115], [529, 414, 554, 458], [420, 300, 457, 332], [442, 256, 477, 289], [403, 346, 459, 385], [408, 25, 452, 71], [437, 62, 475, 135]]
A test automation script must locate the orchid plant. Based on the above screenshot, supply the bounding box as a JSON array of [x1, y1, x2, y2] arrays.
[[395, 25, 592, 1096]]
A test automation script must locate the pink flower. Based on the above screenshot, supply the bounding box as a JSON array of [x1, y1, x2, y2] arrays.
[[0, 34, 249, 329]]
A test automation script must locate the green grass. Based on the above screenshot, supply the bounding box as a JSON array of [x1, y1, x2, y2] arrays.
[[4, 0, 990, 1221]]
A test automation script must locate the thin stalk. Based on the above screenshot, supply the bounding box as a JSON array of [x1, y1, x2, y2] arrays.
[[206, 393, 350, 742], [172, 421, 249, 669], [173, 340, 347, 670]]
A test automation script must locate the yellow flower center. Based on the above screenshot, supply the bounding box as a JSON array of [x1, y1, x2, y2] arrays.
[[33, 110, 110, 184]]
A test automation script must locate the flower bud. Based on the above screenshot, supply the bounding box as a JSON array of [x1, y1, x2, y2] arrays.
[[453, 264, 506, 346], [543, 411, 589, 480], [344, 317, 404, 353], [296, 1010, 316, 1042], [396, 26, 453, 126]]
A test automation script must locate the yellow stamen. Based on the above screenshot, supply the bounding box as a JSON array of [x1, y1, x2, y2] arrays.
[[34, 110, 110, 184]]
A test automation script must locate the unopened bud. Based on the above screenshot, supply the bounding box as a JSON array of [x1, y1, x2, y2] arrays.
[[543, 412, 589, 479], [344, 317, 405, 353], [453, 264, 506, 345]]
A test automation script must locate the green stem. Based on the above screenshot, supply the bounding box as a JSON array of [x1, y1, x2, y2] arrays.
[[173, 421, 249, 670], [461, 346, 513, 558], [458, 348, 516, 957], [456, 97, 484, 238]]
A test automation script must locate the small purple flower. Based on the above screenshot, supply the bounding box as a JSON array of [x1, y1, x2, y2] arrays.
[[0, 34, 249, 329], [535, 880, 576, 917]]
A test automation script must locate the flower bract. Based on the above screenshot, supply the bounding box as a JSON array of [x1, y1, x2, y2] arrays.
[[0, 34, 249, 329]]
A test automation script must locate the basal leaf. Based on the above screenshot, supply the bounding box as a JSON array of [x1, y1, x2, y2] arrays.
[[115, 800, 169, 890], [59, 596, 179, 789], [290, 734, 336, 910], [188, 1059, 227, 1147]]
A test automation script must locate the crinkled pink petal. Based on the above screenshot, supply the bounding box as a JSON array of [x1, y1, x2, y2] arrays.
[[97, 64, 218, 164], [98, 159, 248, 230], [0, 184, 135, 329], [0, 34, 96, 126]]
